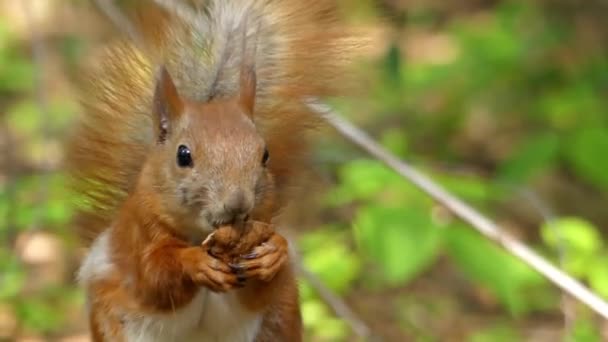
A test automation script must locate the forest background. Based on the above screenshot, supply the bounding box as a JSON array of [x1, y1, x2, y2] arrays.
[[1, 0, 608, 341]]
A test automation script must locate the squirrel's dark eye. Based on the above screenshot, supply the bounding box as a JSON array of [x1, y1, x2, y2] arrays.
[[177, 145, 193, 167], [262, 148, 270, 166]]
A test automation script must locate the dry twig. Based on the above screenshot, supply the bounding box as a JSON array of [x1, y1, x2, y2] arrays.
[[518, 188, 576, 333]]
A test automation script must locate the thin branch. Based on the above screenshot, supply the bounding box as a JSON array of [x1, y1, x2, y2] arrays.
[[307, 99, 608, 321], [518, 188, 576, 333], [293, 254, 372, 339]]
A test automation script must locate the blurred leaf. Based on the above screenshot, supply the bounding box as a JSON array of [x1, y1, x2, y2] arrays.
[[538, 83, 605, 129], [446, 225, 552, 315], [588, 255, 608, 299], [566, 127, 608, 190], [302, 299, 349, 341], [540, 217, 602, 277], [434, 172, 491, 204], [467, 322, 521, 342], [16, 297, 64, 333], [302, 300, 329, 327], [384, 44, 403, 90], [314, 317, 349, 341], [300, 229, 361, 294], [354, 206, 441, 287], [7, 100, 40, 136], [45, 174, 74, 228], [0, 21, 34, 93], [565, 318, 601, 342], [498, 133, 559, 183], [45, 198, 72, 227], [328, 159, 406, 206], [0, 258, 25, 300], [381, 128, 409, 158]]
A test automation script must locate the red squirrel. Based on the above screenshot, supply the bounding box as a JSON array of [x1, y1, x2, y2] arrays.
[[65, 0, 358, 341]]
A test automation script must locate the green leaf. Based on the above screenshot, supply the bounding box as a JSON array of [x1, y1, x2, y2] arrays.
[[540, 217, 602, 277], [498, 133, 559, 183], [566, 127, 608, 190], [587, 255, 608, 299], [0, 259, 25, 300], [301, 299, 349, 341], [16, 297, 64, 333], [565, 318, 601, 342], [299, 228, 360, 294], [353, 206, 441, 287], [0, 58, 34, 92], [446, 225, 552, 315], [468, 322, 521, 342], [435, 173, 491, 203], [541, 217, 602, 253], [328, 159, 406, 206], [6, 101, 40, 135], [301, 300, 329, 327], [381, 128, 409, 158]]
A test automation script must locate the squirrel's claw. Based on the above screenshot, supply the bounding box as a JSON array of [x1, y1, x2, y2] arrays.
[[233, 232, 288, 282]]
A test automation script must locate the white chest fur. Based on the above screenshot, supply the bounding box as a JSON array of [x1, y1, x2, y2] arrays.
[[123, 290, 262, 342], [79, 230, 263, 342]]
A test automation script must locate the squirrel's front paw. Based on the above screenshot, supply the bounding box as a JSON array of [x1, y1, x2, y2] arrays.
[[179, 242, 243, 292], [230, 232, 289, 283]]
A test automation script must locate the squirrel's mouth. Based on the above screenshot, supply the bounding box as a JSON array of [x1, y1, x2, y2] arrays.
[[210, 214, 250, 229]]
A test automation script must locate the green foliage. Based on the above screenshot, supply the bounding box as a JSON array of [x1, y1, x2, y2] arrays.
[[299, 229, 358, 340], [327, 159, 406, 206], [0, 257, 26, 301], [3, 0, 608, 339], [588, 256, 608, 299], [541, 218, 602, 277], [566, 128, 608, 190], [498, 133, 560, 184], [16, 296, 64, 333], [354, 206, 441, 287], [565, 318, 602, 342], [300, 228, 361, 294], [541, 218, 608, 304], [467, 322, 522, 342], [0, 22, 34, 93], [301, 299, 349, 341], [446, 225, 553, 315]]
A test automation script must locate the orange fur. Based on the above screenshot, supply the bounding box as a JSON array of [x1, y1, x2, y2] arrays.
[[66, 0, 360, 340]]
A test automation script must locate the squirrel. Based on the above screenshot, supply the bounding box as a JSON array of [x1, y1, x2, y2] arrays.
[[64, 0, 358, 341]]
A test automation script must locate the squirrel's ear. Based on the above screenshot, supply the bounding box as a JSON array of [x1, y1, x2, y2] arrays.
[[153, 66, 183, 143]]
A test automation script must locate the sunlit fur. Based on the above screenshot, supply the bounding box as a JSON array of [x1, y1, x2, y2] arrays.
[[66, 0, 359, 243], [67, 0, 360, 341]]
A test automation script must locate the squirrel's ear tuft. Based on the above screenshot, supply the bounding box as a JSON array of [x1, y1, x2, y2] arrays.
[[238, 22, 258, 117], [153, 66, 183, 143], [239, 65, 256, 116]]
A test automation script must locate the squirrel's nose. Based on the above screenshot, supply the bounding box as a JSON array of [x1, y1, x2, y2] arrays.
[[222, 191, 252, 222]]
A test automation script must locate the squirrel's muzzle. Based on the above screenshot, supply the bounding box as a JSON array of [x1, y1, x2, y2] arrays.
[[210, 190, 254, 227]]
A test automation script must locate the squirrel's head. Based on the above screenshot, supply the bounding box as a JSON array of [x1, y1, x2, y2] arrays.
[[144, 65, 274, 237]]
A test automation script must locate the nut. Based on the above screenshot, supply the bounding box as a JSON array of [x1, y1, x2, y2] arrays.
[[207, 221, 274, 263]]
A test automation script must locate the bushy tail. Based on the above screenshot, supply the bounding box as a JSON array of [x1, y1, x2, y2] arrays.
[[65, 0, 362, 244]]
